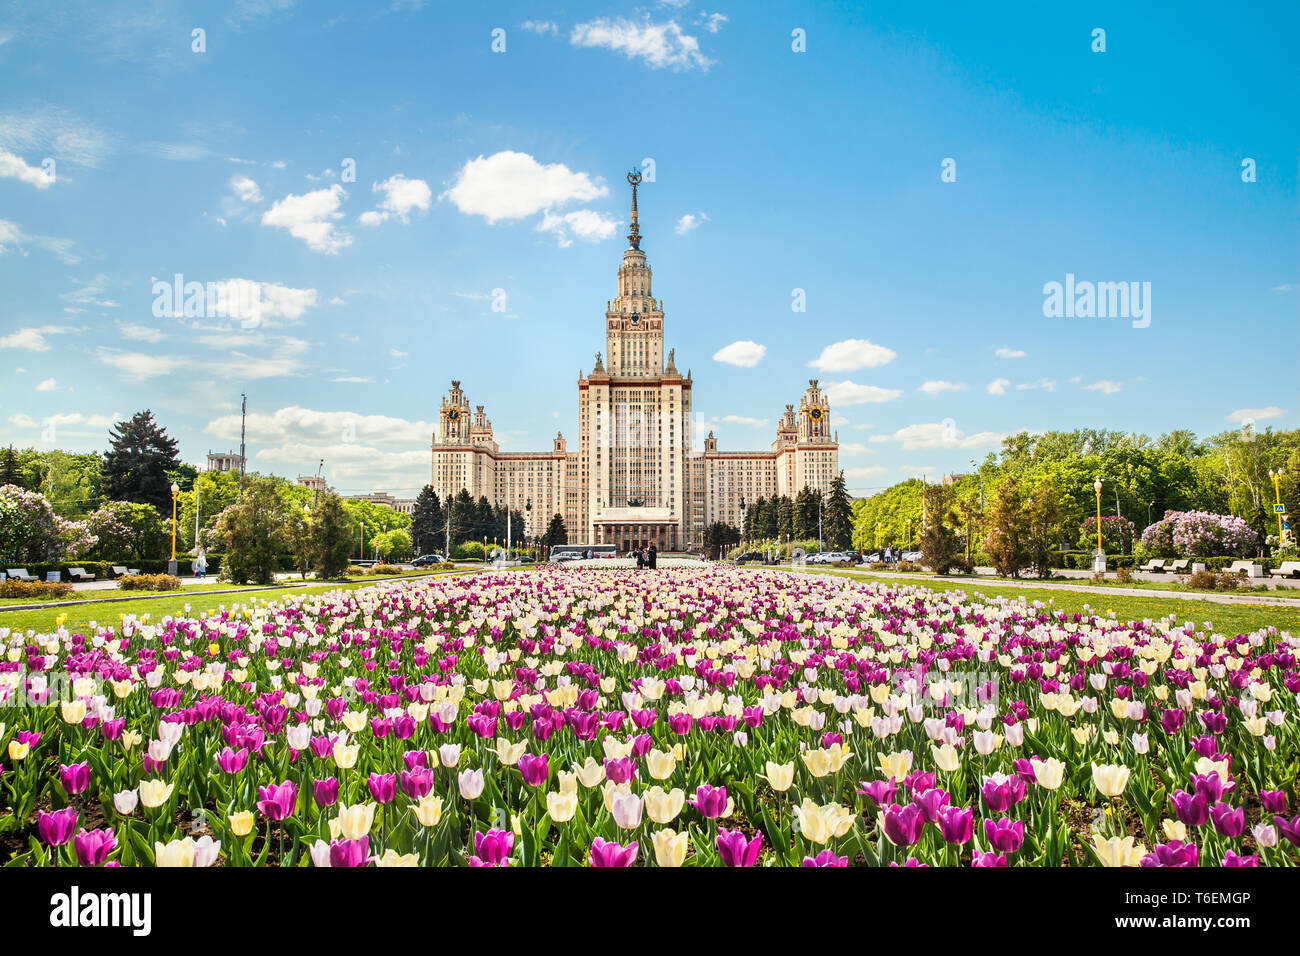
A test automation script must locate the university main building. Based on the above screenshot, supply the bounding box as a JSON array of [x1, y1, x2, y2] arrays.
[[431, 172, 838, 551]]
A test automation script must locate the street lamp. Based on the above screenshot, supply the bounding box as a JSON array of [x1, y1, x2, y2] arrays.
[[168, 482, 181, 576], [1093, 477, 1105, 573]]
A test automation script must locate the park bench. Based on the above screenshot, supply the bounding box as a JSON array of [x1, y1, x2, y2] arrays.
[[1224, 560, 1263, 579], [1165, 559, 1191, 574], [111, 565, 141, 577], [5, 568, 37, 582], [1269, 561, 1300, 580], [1137, 559, 1166, 572], [67, 567, 97, 582]]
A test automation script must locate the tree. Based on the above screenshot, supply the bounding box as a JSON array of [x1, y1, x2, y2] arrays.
[[451, 489, 474, 545], [776, 495, 794, 541], [410, 486, 442, 555], [311, 493, 354, 579], [1025, 475, 1067, 577], [282, 507, 313, 579], [794, 487, 822, 540], [0, 447, 25, 488], [823, 473, 853, 550], [754, 497, 778, 540], [541, 513, 567, 553], [702, 521, 740, 560], [209, 478, 285, 585], [86, 500, 167, 561], [103, 411, 181, 514], [918, 483, 964, 574], [371, 528, 412, 561], [984, 478, 1031, 578]]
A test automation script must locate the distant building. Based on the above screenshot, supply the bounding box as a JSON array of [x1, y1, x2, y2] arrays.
[[297, 475, 329, 494], [344, 492, 414, 514], [206, 450, 244, 473]]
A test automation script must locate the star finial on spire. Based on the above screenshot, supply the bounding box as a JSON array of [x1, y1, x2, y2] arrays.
[[626, 169, 642, 250]]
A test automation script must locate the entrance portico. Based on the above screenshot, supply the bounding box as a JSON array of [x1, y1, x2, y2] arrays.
[[592, 506, 679, 552]]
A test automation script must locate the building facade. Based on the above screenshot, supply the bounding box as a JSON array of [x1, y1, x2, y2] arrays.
[[431, 171, 838, 551]]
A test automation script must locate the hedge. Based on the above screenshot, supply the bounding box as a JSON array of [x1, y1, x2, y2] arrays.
[[1, 558, 225, 580]]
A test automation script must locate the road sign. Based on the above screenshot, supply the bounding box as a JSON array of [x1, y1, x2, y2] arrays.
[[1276, 504, 1286, 514]]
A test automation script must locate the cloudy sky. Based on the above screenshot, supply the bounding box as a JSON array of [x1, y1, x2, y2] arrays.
[[1, 1, 1296, 496]]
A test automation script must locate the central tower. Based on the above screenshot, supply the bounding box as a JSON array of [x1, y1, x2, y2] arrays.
[[604, 170, 665, 378]]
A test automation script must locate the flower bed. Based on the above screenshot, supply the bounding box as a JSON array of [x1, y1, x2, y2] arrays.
[[0, 568, 1295, 867]]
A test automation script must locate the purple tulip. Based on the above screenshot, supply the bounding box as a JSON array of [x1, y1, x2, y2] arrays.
[[1222, 850, 1258, 867], [38, 807, 79, 847], [971, 851, 1007, 867], [367, 772, 397, 804], [1273, 814, 1300, 847], [691, 785, 729, 819], [218, 747, 249, 774], [981, 774, 1026, 814], [330, 836, 369, 867], [59, 762, 90, 795], [982, 817, 1024, 853], [1191, 771, 1229, 804], [913, 787, 950, 823], [517, 753, 549, 787], [937, 805, 973, 845], [603, 756, 635, 785], [856, 779, 898, 808], [1209, 802, 1244, 838], [400, 766, 435, 799], [881, 803, 925, 847], [1171, 790, 1209, 827], [589, 837, 640, 867], [668, 712, 693, 736], [889, 857, 930, 867], [256, 780, 298, 821], [1260, 791, 1287, 815], [802, 849, 848, 867], [1140, 840, 1198, 867], [73, 827, 117, 866], [313, 777, 339, 807], [470, 829, 514, 867], [716, 828, 762, 867]]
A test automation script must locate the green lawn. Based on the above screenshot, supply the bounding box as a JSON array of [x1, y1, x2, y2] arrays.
[[0, 568, 477, 635], [791, 569, 1300, 636]]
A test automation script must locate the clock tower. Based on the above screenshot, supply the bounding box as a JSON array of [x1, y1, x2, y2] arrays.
[[604, 170, 664, 378]]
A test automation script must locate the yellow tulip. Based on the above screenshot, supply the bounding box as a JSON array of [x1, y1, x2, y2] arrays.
[[374, 849, 419, 867], [793, 798, 854, 845], [138, 779, 175, 808], [154, 838, 196, 867], [8, 740, 29, 762], [60, 699, 87, 724], [646, 748, 677, 781], [573, 756, 606, 788], [1091, 834, 1147, 867], [546, 790, 578, 823], [644, 786, 686, 825], [651, 828, 689, 867], [931, 743, 960, 773], [761, 760, 795, 792], [495, 737, 526, 766], [341, 710, 368, 733], [333, 802, 376, 840], [1091, 763, 1130, 798], [877, 750, 913, 782], [333, 741, 359, 769], [557, 770, 578, 794], [229, 811, 254, 837], [1161, 818, 1188, 842], [1033, 757, 1066, 790], [411, 794, 443, 827]]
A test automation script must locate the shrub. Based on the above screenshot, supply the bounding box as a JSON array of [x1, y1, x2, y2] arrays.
[[1185, 569, 1217, 591], [896, 560, 922, 573], [1114, 566, 1133, 584], [346, 566, 367, 576], [0, 579, 73, 600], [368, 564, 403, 575], [1078, 515, 1136, 556], [117, 573, 181, 592], [1091, 571, 1107, 584], [1141, 510, 1258, 559]]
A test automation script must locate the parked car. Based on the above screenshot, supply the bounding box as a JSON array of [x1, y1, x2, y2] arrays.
[[411, 553, 446, 567], [733, 551, 763, 564]]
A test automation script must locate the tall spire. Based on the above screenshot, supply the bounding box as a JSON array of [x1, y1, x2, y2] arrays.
[[626, 169, 642, 250]]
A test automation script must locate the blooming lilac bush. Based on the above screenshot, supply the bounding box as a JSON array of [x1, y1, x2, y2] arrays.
[[1140, 510, 1258, 558], [1077, 515, 1136, 554], [0, 484, 95, 563], [0, 567, 1295, 867]]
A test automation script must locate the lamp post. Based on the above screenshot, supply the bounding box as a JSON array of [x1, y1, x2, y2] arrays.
[[1093, 477, 1105, 573], [739, 496, 746, 547], [1269, 468, 1286, 546], [168, 482, 180, 576]]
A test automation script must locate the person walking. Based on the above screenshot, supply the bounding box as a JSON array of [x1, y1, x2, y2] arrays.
[[192, 547, 208, 579], [648, 543, 658, 570], [636, 548, 644, 569]]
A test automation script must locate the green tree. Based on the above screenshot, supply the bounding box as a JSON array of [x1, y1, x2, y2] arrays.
[[371, 528, 412, 561], [210, 478, 285, 585], [823, 473, 853, 550], [1025, 475, 1067, 577], [919, 483, 964, 574], [86, 500, 167, 561], [0, 447, 23, 488], [410, 486, 442, 555], [984, 477, 1029, 578], [702, 521, 740, 560], [103, 410, 181, 514], [311, 492, 354, 579], [541, 513, 567, 553], [794, 487, 822, 541], [283, 507, 313, 579], [776, 495, 794, 541]]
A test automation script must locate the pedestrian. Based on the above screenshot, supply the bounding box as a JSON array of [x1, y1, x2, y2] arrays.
[[648, 543, 658, 569], [636, 548, 644, 569], [192, 547, 208, 579]]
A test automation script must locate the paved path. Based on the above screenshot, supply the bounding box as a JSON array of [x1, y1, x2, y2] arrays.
[[796, 566, 1300, 608]]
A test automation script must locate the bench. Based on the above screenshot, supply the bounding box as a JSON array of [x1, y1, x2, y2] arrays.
[[68, 567, 97, 582], [5, 568, 37, 583], [111, 565, 141, 578], [1137, 559, 1166, 572], [1166, 559, 1191, 574], [1224, 560, 1263, 579], [1269, 561, 1300, 580]]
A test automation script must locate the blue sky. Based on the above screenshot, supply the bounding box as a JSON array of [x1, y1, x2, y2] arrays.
[[1, 0, 1296, 497]]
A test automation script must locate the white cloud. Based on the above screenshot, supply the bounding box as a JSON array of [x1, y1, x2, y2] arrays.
[[521, 20, 559, 36], [696, 12, 728, 33], [917, 380, 967, 396], [808, 338, 897, 372], [1082, 380, 1123, 395], [538, 208, 619, 246], [118, 323, 167, 343], [261, 184, 353, 253], [0, 218, 79, 264], [358, 174, 432, 226], [892, 423, 1005, 450], [0, 149, 55, 188], [994, 347, 1026, 359], [868, 435, 892, 443], [96, 348, 184, 380], [0, 325, 75, 351], [837, 442, 875, 456], [440, 151, 607, 224], [389, 348, 408, 359], [9, 411, 118, 430], [1016, 378, 1056, 392], [675, 212, 707, 234], [1227, 406, 1284, 423], [824, 381, 903, 406], [570, 16, 714, 72], [206, 405, 435, 447], [720, 414, 767, 427], [258, 282, 318, 320], [330, 375, 373, 383], [987, 378, 1010, 395], [844, 465, 887, 482], [230, 175, 262, 203], [35, 377, 57, 392], [712, 340, 766, 367], [0, 107, 113, 167]]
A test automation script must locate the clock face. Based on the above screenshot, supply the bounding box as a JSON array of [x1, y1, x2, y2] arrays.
[[809, 406, 824, 421], [447, 408, 461, 422], [630, 312, 640, 325]]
